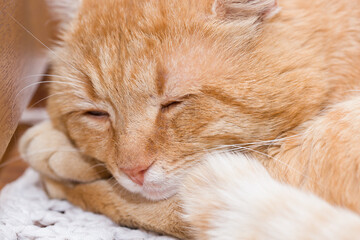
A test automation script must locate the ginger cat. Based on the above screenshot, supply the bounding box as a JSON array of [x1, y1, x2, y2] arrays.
[[19, 0, 360, 238]]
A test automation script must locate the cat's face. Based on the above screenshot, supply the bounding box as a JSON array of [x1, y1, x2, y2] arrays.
[[47, 0, 326, 200]]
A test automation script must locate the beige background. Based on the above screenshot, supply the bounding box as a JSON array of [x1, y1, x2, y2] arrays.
[[0, 0, 54, 159]]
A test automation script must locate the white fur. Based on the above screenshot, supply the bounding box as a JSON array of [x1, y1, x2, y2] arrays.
[[181, 152, 360, 239], [114, 164, 180, 201]]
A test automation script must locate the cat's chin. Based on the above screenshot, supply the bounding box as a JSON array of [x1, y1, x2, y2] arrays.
[[114, 172, 178, 201], [141, 186, 178, 201]]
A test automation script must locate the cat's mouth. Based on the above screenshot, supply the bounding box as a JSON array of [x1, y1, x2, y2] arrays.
[[114, 170, 179, 201]]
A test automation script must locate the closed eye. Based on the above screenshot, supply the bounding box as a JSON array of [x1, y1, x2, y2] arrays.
[[160, 94, 195, 112], [161, 101, 182, 112], [84, 110, 110, 118]]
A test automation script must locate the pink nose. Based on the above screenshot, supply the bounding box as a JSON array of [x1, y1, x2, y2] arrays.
[[121, 166, 150, 186]]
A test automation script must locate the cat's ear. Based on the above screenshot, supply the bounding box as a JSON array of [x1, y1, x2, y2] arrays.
[[212, 0, 280, 22], [47, 0, 82, 29]]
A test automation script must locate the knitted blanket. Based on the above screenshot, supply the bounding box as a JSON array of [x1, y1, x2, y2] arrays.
[[0, 169, 175, 240]]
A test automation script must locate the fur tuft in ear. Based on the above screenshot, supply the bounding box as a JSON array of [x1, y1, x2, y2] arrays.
[[47, 0, 82, 28], [212, 0, 280, 21]]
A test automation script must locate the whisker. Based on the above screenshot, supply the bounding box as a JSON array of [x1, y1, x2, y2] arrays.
[[109, 177, 120, 189], [238, 135, 299, 147], [12, 80, 85, 113], [22, 74, 89, 86], [4, 11, 83, 76], [77, 169, 111, 180], [88, 168, 109, 175], [28, 92, 67, 108], [15, 80, 84, 99], [198, 134, 301, 157], [221, 145, 329, 192], [217, 135, 300, 150], [80, 163, 106, 174]]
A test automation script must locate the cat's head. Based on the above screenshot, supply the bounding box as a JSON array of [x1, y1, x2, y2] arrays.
[[47, 0, 326, 200]]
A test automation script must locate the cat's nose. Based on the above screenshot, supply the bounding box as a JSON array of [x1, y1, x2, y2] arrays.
[[121, 166, 150, 186]]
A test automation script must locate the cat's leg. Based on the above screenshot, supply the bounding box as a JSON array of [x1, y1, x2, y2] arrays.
[[267, 95, 360, 212], [181, 152, 360, 240], [19, 121, 110, 182], [43, 177, 191, 239]]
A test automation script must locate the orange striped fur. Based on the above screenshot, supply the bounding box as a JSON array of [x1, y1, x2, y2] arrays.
[[23, 0, 360, 238]]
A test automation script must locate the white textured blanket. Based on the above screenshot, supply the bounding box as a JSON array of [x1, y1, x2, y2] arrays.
[[0, 169, 175, 240]]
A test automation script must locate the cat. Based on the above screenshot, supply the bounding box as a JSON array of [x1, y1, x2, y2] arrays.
[[19, 0, 360, 238]]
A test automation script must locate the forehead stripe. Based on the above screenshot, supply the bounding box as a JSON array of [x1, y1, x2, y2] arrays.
[[156, 65, 167, 96]]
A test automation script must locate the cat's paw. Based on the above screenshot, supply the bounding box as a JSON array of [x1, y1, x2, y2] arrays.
[[182, 152, 268, 197], [180, 152, 271, 239], [19, 121, 110, 183], [42, 177, 69, 200]]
